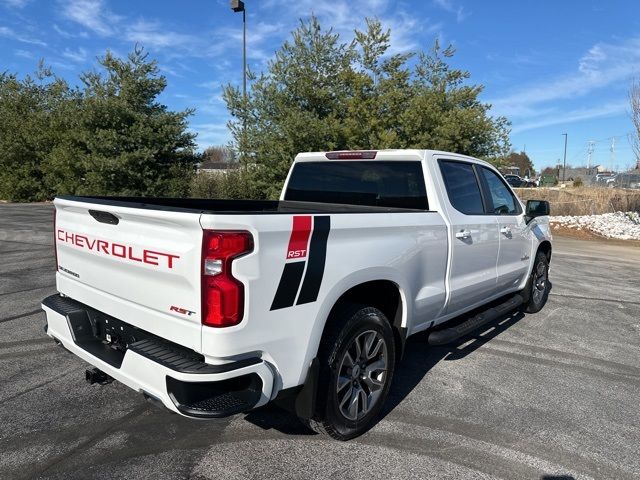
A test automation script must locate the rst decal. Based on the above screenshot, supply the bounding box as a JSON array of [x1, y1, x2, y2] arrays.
[[57, 229, 180, 269], [286, 215, 311, 259], [170, 306, 196, 316], [271, 215, 330, 310]]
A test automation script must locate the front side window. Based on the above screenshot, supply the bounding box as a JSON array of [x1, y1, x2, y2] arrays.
[[480, 167, 519, 215], [439, 161, 485, 215]]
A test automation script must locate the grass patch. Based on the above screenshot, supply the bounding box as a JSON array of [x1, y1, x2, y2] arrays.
[[514, 187, 640, 216]]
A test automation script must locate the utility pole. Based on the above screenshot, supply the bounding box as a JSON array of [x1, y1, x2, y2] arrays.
[[562, 133, 568, 182], [609, 137, 616, 172], [587, 140, 595, 170]]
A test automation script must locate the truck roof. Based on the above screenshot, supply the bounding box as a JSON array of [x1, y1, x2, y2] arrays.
[[295, 149, 493, 167]]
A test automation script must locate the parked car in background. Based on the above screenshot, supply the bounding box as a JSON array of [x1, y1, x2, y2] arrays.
[[504, 174, 524, 187], [593, 172, 616, 186], [504, 174, 536, 188], [612, 173, 640, 189]]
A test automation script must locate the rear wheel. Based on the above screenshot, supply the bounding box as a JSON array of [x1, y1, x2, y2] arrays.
[[522, 251, 550, 313], [304, 304, 396, 440]]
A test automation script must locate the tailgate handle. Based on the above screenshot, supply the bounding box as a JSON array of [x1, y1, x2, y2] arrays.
[[88, 210, 119, 225]]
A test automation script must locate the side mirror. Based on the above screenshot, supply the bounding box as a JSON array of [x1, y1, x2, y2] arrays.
[[525, 200, 550, 223]]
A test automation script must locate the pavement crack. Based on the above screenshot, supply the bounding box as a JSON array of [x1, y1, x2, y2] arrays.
[[23, 403, 151, 480], [0, 368, 75, 404], [0, 309, 44, 324], [0, 337, 52, 349], [0, 284, 56, 297], [550, 292, 640, 306], [0, 344, 59, 361]]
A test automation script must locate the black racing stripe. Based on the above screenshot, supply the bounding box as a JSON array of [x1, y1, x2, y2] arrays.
[[270, 261, 306, 310], [297, 216, 330, 305]]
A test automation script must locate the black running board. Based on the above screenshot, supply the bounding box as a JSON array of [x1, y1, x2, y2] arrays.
[[427, 294, 524, 346]]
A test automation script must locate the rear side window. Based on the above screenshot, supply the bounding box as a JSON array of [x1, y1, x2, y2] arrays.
[[285, 161, 428, 210], [439, 161, 484, 215], [480, 167, 519, 215]]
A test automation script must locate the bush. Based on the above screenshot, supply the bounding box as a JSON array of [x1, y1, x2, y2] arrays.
[[191, 168, 261, 199], [573, 177, 583, 187]]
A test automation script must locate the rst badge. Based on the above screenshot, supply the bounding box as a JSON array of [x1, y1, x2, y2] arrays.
[[170, 306, 196, 316]]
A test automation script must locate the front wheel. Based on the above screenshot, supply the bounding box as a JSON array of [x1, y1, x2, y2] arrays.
[[304, 304, 396, 440], [522, 251, 550, 313]]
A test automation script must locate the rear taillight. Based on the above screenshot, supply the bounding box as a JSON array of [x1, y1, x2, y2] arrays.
[[53, 209, 58, 271], [201, 230, 253, 328]]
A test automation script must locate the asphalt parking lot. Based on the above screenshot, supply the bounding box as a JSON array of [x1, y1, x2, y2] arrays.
[[1, 203, 639, 480]]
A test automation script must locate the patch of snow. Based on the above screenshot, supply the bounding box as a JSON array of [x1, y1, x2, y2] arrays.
[[549, 211, 640, 240]]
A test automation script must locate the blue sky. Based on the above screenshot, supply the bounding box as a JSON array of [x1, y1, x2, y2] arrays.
[[1, 0, 639, 171]]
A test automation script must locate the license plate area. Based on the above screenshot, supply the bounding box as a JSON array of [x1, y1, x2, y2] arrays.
[[66, 308, 154, 368]]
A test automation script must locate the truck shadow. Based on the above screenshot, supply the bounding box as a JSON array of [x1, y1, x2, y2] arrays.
[[244, 295, 539, 436], [380, 307, 526, 421]]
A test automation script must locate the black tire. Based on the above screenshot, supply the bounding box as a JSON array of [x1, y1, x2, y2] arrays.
[[522, 251, 550, 313], [303, 303, 396, 440]]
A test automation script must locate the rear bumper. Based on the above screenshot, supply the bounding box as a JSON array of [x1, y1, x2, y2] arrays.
[[41, 294, 274, 418]]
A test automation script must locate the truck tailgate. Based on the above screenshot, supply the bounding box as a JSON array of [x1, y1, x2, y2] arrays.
[[53, 198, 203, 352]]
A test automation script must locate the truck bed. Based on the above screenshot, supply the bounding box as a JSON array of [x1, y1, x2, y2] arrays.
[[57, 196, 429, 215]]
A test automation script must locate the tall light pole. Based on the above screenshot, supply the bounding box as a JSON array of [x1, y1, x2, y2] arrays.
[[562, 133, 568, 182], [230, 0, 246, 102]]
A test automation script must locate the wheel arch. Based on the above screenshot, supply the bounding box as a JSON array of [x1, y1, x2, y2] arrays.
[[537, 240, 552, 262], [322, 279, 407, 362]]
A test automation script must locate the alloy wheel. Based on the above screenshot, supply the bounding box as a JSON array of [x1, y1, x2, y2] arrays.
[[336, 330, 388, 421]]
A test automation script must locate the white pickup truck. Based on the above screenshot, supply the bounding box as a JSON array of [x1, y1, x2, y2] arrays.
[[42, 149, 552, 440]]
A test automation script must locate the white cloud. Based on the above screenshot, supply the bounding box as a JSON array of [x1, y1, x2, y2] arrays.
[[261, 0, 437, 56], [125, 20, 196, 49], [191, 122, 232, 147], [489, 36, 640, 123], [53, 23, 89, 38], [2, 0, 31, 8], [510, 102, 628, 134], [0, 25, 46, 46], [60, 0, 121, 36], [14, 48, 34, 59], [432, 0, 468, 22], [210, 21, 284, 61], [62, 46, 88, 62], [59, 1, 201, 55]]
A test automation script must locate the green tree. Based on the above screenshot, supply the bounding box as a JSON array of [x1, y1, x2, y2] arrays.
[[223, 17, 511, 199], [65, 47, 197, 196], [0, 47, 197, 201], [0, 64, 79, 201]]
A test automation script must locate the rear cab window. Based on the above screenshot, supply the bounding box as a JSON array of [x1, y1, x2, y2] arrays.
[[284, 161, 428, 210]]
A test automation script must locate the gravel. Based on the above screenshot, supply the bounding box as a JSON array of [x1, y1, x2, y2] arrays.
[[550, 211, 640, 240]]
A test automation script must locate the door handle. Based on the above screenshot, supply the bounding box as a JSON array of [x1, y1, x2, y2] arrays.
[[500, 226, 512, 236], [455, 229, 471, 239]]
